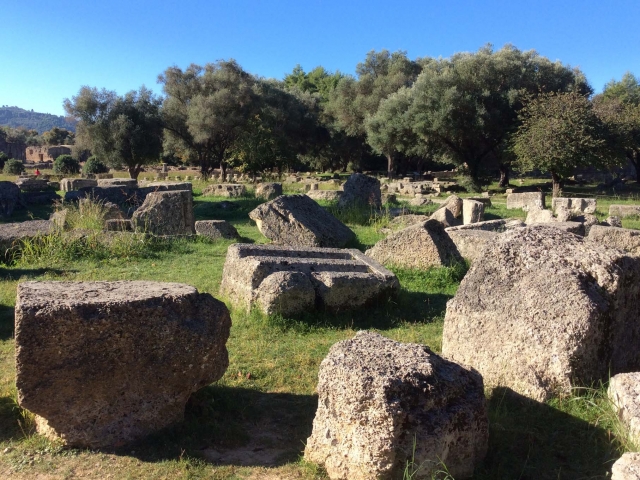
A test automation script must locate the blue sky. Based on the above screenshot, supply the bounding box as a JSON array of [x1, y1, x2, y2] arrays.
[[2, 0, 639, 116]]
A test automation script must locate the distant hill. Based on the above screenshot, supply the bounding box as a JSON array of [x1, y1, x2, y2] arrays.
[[0, 106, 76, 133]]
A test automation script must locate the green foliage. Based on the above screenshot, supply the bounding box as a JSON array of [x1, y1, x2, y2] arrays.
[[3, 158, 24, 175], [284, 64, 343, 102], [602, 72, 640, 105], [64, 86, 162, 179], [81, 156, 109, 174], [513, 91, 613, 195], [0, 106, 75, 134], [0, 152, 8, 169], [52, 154, 80, 174], [42, 127, 74, 145]]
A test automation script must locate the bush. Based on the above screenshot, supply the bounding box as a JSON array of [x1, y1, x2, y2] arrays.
[[53, 155, 80, 175], [82, 156, 109, 175], [0, 152, 8, 170], [3, 159, 24, 175]]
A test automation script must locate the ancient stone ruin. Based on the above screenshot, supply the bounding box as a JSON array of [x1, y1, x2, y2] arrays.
[[255, 182, 282, 200], [442, 225, 640, 402], [195, 220, 240, 240], [249, 194, 354, 248], [365, 219, 462, 269], [202, 183, 247, 198], [506, 191, 545, 210], [0, 220, 53, 256], [551, 197, 597, 214], [220, 244, 399, 315], [587, 225, 640, 255], [306, 189, 343, 202], [612, 452, 640, 479], [609, 372, 640, 446], [462, 198, 484, 224], [304, 331, 488, 479], [337, 173, 381, 208], [610, 205, 640, 218], [15, 281, 231, 448], [132, 190, 195, 236]]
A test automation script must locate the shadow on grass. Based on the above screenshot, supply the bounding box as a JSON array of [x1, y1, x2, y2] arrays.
[[193, 198, 263, 223], [0, 396, 32, 443], [122, 386, 317, 468], [0, 204, 55, 224], [474, 387, 621, 479]]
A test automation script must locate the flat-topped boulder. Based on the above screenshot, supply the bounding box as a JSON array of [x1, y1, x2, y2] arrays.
[[132, 190, 195, 236], [249, 194, 354, 248], [442, 226, 640, 402], [60, 178, 98, 192], [525, 207, 556, 224], [612, 453, 640, 480], [97, 178, 138, 188], [610, 205, 640, 218], [202, 183, 246, 198], [0, 220, 53, 254], [220, 244, 398, 315], [255, 182, 282, 200], [446, 218, 524, 232], [338, 173, 381, 208], [306, 190, 343, 202], [304, 331, 488, 480], [507, 192, 545, 210], [528, 221, 585, 236], [195, 220, 240, 240], [389, 214, 431, 229], [15, 177, 51, 192], [434, 194, 463, 218], [552, 197, 597, 214], [0, 181, 21, 218], [15, 281, 231, 448], [142, 181, 192, 192], [365, 219, 462, 269], [447, 229, 499, 262], [588, 225, 640, 255]]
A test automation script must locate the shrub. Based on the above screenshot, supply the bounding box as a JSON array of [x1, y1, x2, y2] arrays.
[[0, 152, 8, 170], [53, 155, 80, 175], [82, 156, 109, 175], [3, 158, 24, 175]]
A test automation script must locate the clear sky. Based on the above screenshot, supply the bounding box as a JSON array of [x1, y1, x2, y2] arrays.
[[2, 0, 639, 116]]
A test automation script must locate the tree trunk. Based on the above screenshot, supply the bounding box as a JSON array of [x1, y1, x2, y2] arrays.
[[386, 153, 395, 180], [630, 152, 639, 183], [498, 164, 510, 187], [128, 165, 140, 180], [551, 171, 562, 197], [220, 161, 227, 182]]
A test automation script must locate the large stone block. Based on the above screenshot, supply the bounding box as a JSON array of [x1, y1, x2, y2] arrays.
[[304, 331, 488, 480], [306, 190, 343, 202], [255, 182, 282, 200], [434, 194, 463, 218], [195, 220, 239, 240], [220, 244, 398, 315], [249, 194, 354, 248], [202, 183, 246, 198], [610, 205, 640, 218], [365, 219, 462, 269], [462, 199, 484, 225], [445, 218, 524, 232], [612, 453, 640, 480], [0, 181, 21, 218], [97, 178, 138, 188], [552, 197, 597, 214], [447, 229, 499, 262], [588, 225, 640, 255], [15, 178, 51, 192], [132, 190, 195, 235], [15, 281, 231, 448], [0, 220, 53, 254], [60, 178, 98, 192], [609, 372, 640, 446], [442, 225, 640, 402], [507, 192, 545, 210], [337, 173, 381, 208]]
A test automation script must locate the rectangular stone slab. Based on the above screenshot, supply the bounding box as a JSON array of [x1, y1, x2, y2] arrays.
[[220, 244, 399, 314]]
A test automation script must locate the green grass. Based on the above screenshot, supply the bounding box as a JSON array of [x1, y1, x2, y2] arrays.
[[0, 182, 637, 479]]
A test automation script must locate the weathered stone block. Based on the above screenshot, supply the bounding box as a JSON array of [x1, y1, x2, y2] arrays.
[[445, 218, 523, 232], [255, 182, 282, 200], [442, 226, 640, 402], [132, 190, 195, 236], [306, 190, 343, 202], [338, 173, 381, 208], [447, 229, 499, 262], [15, 178, 51, 192], [15, 281, 231, 448], [588, 225, 640, 255], [507, 192, 545, 210], [304, 331, 488, 480], [0, 220, 53, 254], [612, 453, 640, 480], [610, 205, 640, 218], [220, 244, 398, 315], [463, 199, 484, 225], [609, 373, 640, 446], [525, 207, 555, 224], [249, 194, 354, 248], [60, 178, 98, 192], [202, 183, 246, 198], [195, 220, 239, 240], [365, 219, 462, 269], [434, 194, 463, 218], [552, 197, 597, 214], [97, 178, 138, 188]]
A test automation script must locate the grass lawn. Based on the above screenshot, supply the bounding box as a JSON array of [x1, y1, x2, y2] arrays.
[[0, 176, 635, 479]]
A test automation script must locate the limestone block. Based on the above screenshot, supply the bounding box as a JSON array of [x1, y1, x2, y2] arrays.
[[15, 281, 231, 448], [0, 220, 53, 253], [434, 194, 463, 218], [338, 173, 382, 208], [612, 453, 640, 480], [255, 182, 282, 200], [525, 207, 555, 224], [588, 225, 640, 256], [60, 178, 98, 192], [249, 194, 354, 248], [552, 197, 597, 214], [202, 183, 246, 198], [220, 244, 398, 315], [609, 372, 640, 445], [507, 192, 545, 210], [306, 190, 343, 202], [463, 199, 484, 225], [132, 190, 195, 236], [365, 219, 462, 269], [447, 229, 498, 262], [304, 331, 488, 480], [442, 225, 640, 402], [97, 178, 138, 188], [195, 220, 240, 240]]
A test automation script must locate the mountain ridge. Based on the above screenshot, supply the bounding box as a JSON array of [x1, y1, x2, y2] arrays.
[[0, 106, 76, 133]]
